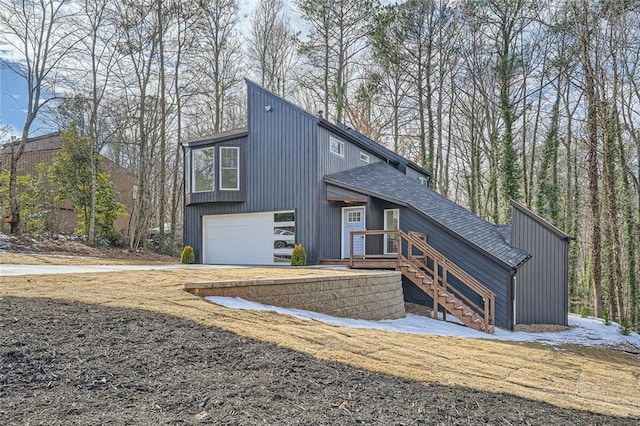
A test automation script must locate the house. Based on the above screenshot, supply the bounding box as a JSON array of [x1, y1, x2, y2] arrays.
[[182, 80, 570, 332], [0, 132, 136, 237]]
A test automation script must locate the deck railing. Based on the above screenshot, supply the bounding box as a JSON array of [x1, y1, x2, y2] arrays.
[[349, 229, 495, 328]]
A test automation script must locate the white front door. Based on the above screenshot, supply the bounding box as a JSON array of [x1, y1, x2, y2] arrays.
[[342, 207, 366, 258]]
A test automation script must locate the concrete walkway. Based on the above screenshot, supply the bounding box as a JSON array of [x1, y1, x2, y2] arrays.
[[0, 264, 247, 276]]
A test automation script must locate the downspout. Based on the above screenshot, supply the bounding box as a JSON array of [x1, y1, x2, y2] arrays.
[[512, 272, 517, 329], [181, 143, 187, 251]]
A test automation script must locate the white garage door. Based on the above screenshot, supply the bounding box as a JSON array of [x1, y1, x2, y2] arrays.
[[202, 212, 280, 265]]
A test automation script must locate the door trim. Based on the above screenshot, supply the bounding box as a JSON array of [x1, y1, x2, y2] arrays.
[[341, 206, 366, 259], [383, 208, 400, 255]]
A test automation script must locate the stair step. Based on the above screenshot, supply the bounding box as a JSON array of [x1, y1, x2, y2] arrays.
[[398, 257, 494, 334]]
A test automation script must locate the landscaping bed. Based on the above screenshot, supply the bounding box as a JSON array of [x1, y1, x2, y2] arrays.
[[1, 296, 635, 425], [1, 252, 639, 421]]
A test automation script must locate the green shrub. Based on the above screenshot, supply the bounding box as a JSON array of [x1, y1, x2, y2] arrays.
[[180, 245, 195, 264], [290, 244, 306, 266], [619, 317, 632, 336], [96, 223, 123, 247], [603, 306, 611, 325], [580, 305, 590, 318]]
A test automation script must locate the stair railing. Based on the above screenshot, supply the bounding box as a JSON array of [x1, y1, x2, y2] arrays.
[[398, 230, 495, 328], [348, 229, 495, 329]]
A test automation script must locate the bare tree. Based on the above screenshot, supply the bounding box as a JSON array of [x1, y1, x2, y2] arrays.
[[0, 0, 77, 234], [168, 0, 201, 247], [190, 0, 244, 134], [297, 0, 374, 124], [75, 0, 121, 245], [114, 0, 159, 249], [247, 0, 297, 96], [572, 0, 604, 317]]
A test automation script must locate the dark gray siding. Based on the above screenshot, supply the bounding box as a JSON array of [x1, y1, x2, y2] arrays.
[[184, 82, 319, 263], [405, 166, 430, 185], [316, 127, 384, 260], [511, 204, 569, 326], [400, 208, 513, 329]]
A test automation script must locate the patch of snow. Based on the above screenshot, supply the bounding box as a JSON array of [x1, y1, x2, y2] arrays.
[[205, 296, 640, 349]]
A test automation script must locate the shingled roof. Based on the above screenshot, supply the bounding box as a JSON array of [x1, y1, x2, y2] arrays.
[[325, 162, 530, 269]]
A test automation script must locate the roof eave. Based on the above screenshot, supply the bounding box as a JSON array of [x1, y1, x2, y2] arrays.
[[182, 129, 249, 147], [325, 176, 528, 270], [510, 200, 573, 241], [318, 121, 401, 168]]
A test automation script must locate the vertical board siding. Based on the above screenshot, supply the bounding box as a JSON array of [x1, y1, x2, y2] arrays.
[[405, 167, 428, 184], [512, 207, 569, 325], [316, 127, 384, 260], [401, 208, 512, 329], [184, 83, 318, 263]]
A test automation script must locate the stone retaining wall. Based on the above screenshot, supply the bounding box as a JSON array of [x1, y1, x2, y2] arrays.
[[184, 270, 405, 320]]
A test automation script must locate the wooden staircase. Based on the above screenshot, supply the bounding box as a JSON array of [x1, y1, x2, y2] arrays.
[[348, 230, 496, 334], [398, 259, 494, 333]]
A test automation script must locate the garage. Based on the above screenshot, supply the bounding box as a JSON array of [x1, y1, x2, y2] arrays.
[[202, 211, 295, 264]]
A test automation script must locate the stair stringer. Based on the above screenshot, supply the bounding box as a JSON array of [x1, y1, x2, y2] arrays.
[[398, 260, 495, 334]]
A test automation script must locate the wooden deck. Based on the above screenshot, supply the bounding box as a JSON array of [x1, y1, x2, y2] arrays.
[[320, 258, 398, 269], [322, 230, 496, 334]]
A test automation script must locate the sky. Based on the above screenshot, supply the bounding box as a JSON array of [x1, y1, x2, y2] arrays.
[[0, 67, 30, 138], [0, 0, 296, 141], [206, 295, 640, 349]]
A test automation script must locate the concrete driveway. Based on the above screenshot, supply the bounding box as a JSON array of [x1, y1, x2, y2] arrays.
[[0, 264, 246, 276]]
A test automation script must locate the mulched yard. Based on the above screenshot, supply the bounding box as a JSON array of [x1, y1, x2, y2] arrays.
[[1, 297, 635, 425]]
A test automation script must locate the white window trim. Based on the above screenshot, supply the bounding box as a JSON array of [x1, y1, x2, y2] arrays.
[[330, 136, 344, 157], [192, 147, 215, 193], [383, 209, 400, 255], [347, 211, 361, 223], [219, 146, 240, 191], [418, 176, 428, 186], [360, 152, 370, 163]]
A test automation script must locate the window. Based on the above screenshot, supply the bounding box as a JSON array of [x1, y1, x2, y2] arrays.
[[384, 209, 399, 254], [274, 212, 295, 222], [330, 136, 344, 157], [220, 147, 240, 190], [347, 211, 361, 223], [192, 147, 215, 192], [273, 211, 296, 263], [418, 176, 429, 186], [360, 152, 370, 163]]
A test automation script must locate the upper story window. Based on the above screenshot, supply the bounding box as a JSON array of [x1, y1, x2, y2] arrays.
[[360, 152, 370, 163], [220, 147, 240, 190], [330, 136, 344, 157], [418, 176, 429, 186], [192, 147, 215, 192]]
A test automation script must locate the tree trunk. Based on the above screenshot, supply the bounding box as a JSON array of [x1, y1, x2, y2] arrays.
[[601, 104, 622, 320], [580, 11, 603, 317], [157, 0, 167, 250]]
